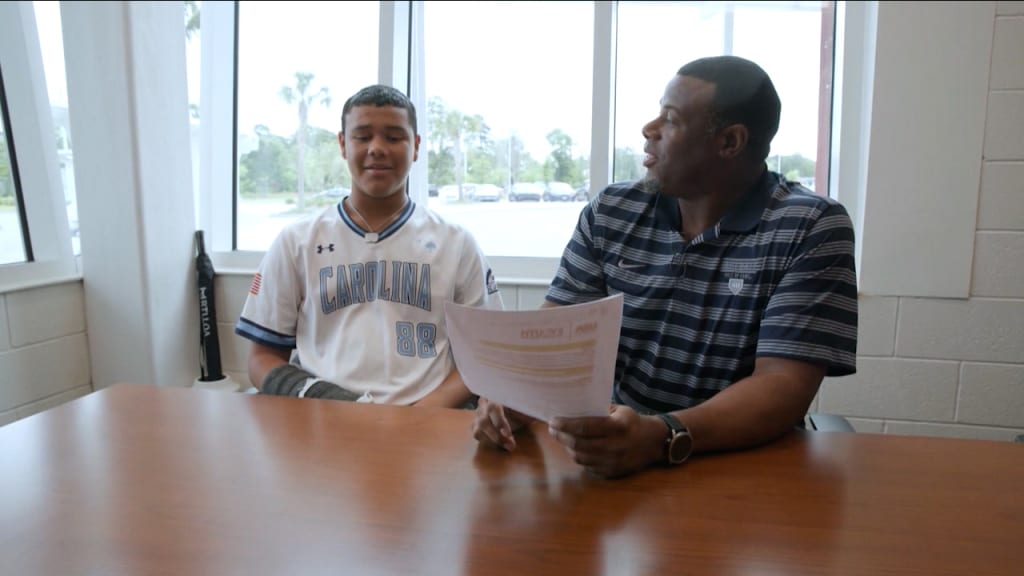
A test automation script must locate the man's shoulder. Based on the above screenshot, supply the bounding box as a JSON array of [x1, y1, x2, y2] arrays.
[[589, 180, 657, 217], [767, 178, 851, 224], [597, 180, 651, 202]]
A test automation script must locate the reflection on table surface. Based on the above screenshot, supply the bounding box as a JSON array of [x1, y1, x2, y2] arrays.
[[0, 384, 1021, 576]]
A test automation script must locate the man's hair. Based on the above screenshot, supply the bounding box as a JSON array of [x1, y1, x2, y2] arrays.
[[677, 56, 781, 162], [340, 84, 418, 136]]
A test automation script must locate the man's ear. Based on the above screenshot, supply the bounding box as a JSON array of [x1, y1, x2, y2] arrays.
[[717, 124, 749, 159], [337, 132, 347, 159], [413, 134, 421, 162]]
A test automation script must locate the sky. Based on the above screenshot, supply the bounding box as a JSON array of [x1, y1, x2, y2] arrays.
[[35, 1, 828, 161]]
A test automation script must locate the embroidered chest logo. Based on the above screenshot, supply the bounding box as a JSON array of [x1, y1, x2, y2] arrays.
[[721, 259, 759, 296], [317, 244, 335, 254]]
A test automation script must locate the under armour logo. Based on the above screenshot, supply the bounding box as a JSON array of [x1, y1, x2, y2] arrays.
[[317, 244, 335, 254]]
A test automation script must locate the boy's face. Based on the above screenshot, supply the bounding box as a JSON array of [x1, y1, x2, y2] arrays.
[[339, 105, 420, 200]]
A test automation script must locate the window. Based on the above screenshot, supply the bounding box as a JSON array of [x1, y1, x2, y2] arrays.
[[207, 1, 836, 276], [422, 1, 594, 259], [0, 65, 28, 265], [234, 1, 380, 252], [0, 0, 78, 287], [615, 1, 835, 194], [33, 0, 78, 256], [186, 0, 201, 226]]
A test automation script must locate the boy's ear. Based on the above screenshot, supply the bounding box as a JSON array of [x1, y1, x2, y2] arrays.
[[337, 132, 347, 159]]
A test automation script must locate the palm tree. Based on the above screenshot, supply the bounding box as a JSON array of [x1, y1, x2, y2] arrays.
[[184, 1, 200, 41], [279, 72, 331, 211]]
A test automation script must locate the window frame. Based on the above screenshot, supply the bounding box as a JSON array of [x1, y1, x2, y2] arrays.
[[206, 1, 850, 285], [0, 1, 77, 292]]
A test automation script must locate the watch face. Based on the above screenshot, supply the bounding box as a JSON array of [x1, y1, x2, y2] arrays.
[[668, 432, 693, 464]]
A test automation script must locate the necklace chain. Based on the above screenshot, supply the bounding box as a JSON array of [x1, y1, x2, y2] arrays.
[[345, 196, 408, 233]]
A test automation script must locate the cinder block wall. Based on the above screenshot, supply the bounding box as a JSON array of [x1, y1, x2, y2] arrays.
[[816, 2, 1024, 440], [0, 281, 92, 426]]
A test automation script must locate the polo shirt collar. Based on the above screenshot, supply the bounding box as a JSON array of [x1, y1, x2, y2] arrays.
[[719, 168, 777, 233], [655, 168, 778, 235]]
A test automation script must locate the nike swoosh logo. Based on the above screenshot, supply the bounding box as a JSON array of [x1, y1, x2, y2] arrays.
[[617, 258, 644, 270]]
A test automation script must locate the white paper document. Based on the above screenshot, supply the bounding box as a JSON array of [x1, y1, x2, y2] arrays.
[[443, 293, 623, 422]]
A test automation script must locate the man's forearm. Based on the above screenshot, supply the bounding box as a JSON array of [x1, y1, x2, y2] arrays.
[[673, 363, 822, 454]]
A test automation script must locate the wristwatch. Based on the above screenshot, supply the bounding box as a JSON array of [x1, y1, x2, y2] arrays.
[[656, 413, 693, 466]]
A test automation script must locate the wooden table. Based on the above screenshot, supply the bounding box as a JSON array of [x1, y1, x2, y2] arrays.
[[1, 384, 1021, 575]]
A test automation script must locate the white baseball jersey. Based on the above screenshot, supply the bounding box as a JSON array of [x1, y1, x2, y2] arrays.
[[236, 199, 504, 405]]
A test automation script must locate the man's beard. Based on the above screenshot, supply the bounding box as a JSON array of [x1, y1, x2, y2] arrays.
[[641, 173, 662, 195]]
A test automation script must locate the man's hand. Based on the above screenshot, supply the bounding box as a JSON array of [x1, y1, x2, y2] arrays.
[[471, 397, 533, 451], [547, 405, 666, 479]]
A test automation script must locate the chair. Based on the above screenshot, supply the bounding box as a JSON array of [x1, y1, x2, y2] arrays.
[[806, 413, 856, 433]]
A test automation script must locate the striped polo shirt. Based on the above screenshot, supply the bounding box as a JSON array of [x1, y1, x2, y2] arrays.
[[547, 169, 858, 414]]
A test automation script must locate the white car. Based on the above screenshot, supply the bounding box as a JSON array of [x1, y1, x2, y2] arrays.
[[469, 184, 502, 202], [543, 182, 576, 202]]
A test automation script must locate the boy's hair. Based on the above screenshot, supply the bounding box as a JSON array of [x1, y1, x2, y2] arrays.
[[678, 56, 781, 162], [340, 85, 418, 136]]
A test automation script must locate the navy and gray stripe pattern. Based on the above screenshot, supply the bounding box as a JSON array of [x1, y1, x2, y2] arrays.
[[235, 316, 296, 350], [547, 170, 858, 414]]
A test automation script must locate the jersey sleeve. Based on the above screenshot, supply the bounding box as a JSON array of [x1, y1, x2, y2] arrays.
[[453, 229, 504, 310], [546, 201, 608, 305], [757, 203, 858, 376], [234, 230, 302, 350]]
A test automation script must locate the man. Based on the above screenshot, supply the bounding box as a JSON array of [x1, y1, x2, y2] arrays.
[[472, 56, 857, 477], [236, 84, 503, 407]]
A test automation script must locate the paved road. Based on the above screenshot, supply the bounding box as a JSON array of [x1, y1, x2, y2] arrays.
[[237, 197, 587, 259]]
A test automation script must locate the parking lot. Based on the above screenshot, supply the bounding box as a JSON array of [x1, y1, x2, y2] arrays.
[[236, 197, 587, 259], [0, 198, 589, 265]]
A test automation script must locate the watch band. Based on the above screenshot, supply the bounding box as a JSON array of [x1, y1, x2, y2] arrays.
[[656, 412, 692, 465], [657, 412, 685, 434]]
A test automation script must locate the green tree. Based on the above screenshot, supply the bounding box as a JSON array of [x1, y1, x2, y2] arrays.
[[519, 155, 545, 183], [767, 153, 816, 179], [239, 125, 293, 196], [0, 138, 12, 198], [613, 147, 644, 182], [280, 72, 331, 211], [545, 129, 580, 184], [426, 97, 490, 200], [503, 135, 527, 187], [184, 1, 200, 40], [573, 155, 589, 189], [305, 127, 349, 194], [427, 149, 456, 186]]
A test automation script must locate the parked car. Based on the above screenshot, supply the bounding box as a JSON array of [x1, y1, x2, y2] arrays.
[[574, 185, 590, 201], [469, 183, 502, 202], [543, 182, 576, 202], [508, 182, 544, 202], [315, 186, 350, 199], [438, 184, 461, 202]]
